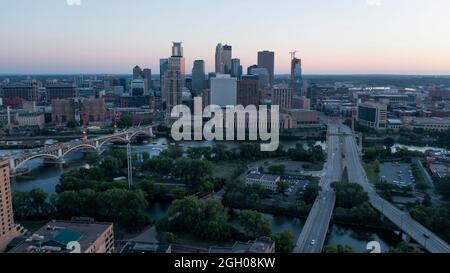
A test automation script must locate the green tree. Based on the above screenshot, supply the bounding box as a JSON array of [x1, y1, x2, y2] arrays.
[[239, 210, 271, 238], [323, 245, 354, 253], [272, 231, 294, 253], [277, 181, 290, 195], [118, 116, 133, 128], [302, 182, 320, 204]]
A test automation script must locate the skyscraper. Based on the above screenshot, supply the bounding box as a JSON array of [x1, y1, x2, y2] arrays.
[[0, 161, 21, 252], [250, 67, 270, 89], [162, 42, 185, 113], [172, 42, 183, 57], [215, 43, 232, 74], [290, 57, 303, 96], [133, 65, 143, 80], [142, 68, 152, 91], [257, 51, 275, 86], [159, 59, 169, 92], [192, 60, 205, 95], [231, 58, 242, 79]]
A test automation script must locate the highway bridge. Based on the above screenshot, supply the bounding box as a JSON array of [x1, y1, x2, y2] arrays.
[[294, 123, 343, 253], [1, 126, 155, 173], [341, 125, 450, 253]]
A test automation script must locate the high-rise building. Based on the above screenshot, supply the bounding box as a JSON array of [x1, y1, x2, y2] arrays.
[[215, 43, 232, 74], [257, 51, 275, 86], [272, 86, 293, 110], [237, 75, 259, 107], [159, 59, 169, 96], [231, 58, 242, 79], [290, 57, 303, 96], [250, 67, 270, 89], [162, 42, 185, 112], [192, 60, 205, 95], [143, 68, 152, 91], [0, 161, 21, 252], [172, 42, 183, 57], [210, 74, 237, 107], [133, 65, 143, 80]]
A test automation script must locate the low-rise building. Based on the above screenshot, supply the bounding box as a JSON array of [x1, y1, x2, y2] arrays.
[[119, 241, 171, 253], [16, 112, 45, 129], [245, 173, 280, 192], [280, 109, 320, 129], [209, 237, 275, 253], [387, 119, 402, 131], [408, 117, 450, 131], [9, 220, 114, 253]]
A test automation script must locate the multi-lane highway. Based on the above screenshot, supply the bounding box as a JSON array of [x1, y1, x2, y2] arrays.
[[341, 125, 450, 253], [294, 123, 343, 253]]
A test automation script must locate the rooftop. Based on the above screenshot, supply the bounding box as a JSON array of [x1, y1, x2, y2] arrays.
[[9, 220, 113, 253]]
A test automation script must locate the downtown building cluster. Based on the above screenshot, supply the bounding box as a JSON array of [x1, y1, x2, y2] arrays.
[[0, 41, 318, 136]]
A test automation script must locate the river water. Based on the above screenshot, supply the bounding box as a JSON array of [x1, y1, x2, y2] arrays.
[[1, 138, 400, 252]]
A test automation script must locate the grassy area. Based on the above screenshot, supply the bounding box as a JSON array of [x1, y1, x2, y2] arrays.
[[364, 161, 380, 185], [411, 164, 429, 192], [302, 161, 325, 172], [213, 161, 242, 179]]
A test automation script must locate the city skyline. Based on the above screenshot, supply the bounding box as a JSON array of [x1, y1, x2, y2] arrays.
[[1, 0, 450, 75]]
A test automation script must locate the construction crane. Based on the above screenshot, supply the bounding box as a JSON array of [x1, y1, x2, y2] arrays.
[[290, 50, 298, 60]]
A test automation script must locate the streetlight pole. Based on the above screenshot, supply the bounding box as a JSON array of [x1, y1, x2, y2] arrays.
[[127, 143, 133, 189]]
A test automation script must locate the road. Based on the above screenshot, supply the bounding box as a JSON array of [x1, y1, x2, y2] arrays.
[[294, 123, 343, 253], [413, 158, 441, 205], [341, 125, 450, 253]]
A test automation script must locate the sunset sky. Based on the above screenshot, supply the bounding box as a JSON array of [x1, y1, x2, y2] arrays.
[[1, 0, 450, 74]]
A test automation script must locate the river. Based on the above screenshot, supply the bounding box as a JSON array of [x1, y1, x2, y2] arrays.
[[1, 138, 400, 252], [145, 205, 400, 253]]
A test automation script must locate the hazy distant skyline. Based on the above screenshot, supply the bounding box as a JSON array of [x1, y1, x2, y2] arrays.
[[1, 0, 450, 75]]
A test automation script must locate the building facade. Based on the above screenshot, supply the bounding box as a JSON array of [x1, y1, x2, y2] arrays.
[[290, 57, 303, 96], [231, 58, 242, 79], [210, 74, 237, 107], [0, 82, 39, 105], [191, 60, 206, 95], [237, 75, 259, 107], [257, 51, 275, 86], [162, 43, 185, 113], [46, 84, 77, 101], [0, 161, 22, 252], [272, 86, 293, 110], [215, 43, 232, 74], [357, 102, 387, 130]]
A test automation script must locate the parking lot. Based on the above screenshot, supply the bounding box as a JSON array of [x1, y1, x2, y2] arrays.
[[380, 162, 415, 188], [280, 176, 310, 201]]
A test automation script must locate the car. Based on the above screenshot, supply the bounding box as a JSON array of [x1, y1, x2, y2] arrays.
[[424, 233, 430, 239], [311, 240, 316, 246]]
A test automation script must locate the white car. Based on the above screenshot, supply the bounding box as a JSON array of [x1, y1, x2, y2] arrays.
[[311, 240, 316, 246]]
